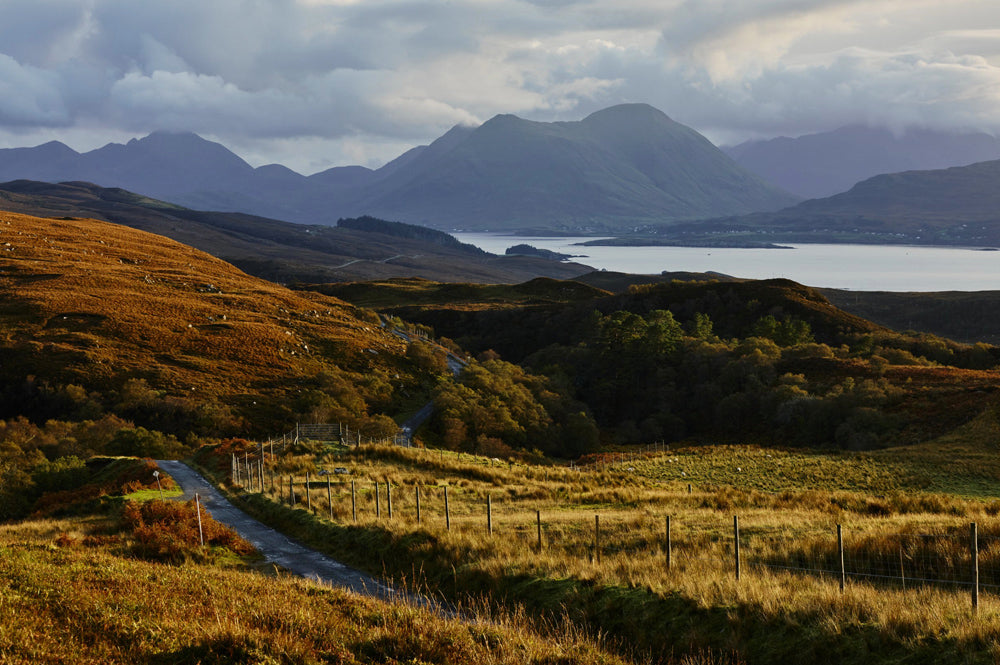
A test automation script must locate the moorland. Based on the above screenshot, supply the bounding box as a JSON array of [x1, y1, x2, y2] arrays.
[[7, 206, 1000, 662]]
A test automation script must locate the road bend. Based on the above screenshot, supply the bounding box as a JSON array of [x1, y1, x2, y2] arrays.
[[156, 460, 425, 605]]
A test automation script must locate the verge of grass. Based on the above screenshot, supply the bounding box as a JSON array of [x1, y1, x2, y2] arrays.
[[194, 441, 1000, 665], [0, 517, 659, 665]]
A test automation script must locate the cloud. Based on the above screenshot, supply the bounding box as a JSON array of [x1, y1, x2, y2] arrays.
[[0, 54, 69, 126], [0, 0, 998, 171]]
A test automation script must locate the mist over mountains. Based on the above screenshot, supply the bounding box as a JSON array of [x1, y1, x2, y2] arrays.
[[725, 126, 1000, 200], [0, 104, 796, 232]]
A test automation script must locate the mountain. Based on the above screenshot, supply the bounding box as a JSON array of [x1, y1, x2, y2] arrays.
[[0, 105, 796, 232], [725, 126, 1000, 199], [0, 180, 593, 283], [636, 158, 1000, 247], [340, 104, 797, 230]]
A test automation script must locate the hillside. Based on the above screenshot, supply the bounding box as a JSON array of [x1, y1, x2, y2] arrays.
[[725, 125, 1000, 199], [0, 181, 592, 284], [0, 210, 439, 437], [325, 275, 1000, 447], [615, 158, 1000, 247], [0, 104, 797, 233]]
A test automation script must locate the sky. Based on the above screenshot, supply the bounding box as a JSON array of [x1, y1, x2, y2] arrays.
[[0, 0, 998, 174]]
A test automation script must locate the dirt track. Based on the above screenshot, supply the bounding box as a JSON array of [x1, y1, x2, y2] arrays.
[[156, 460, 393, 597]]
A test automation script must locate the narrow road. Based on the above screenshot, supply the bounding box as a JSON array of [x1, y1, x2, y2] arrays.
[[156, 460, 393, 598]]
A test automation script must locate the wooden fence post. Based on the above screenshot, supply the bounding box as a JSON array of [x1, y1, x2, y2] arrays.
[[416, 485, 421, 524], [387, 481, 393, 519], [327, 477, 333, 520], [537, 510, 543, 550], [445, 486, 451, 531], [245, 454, 251, 490], [900, 543, 906, 590], [595, 514, 601, 564], [258, 458, 264, 493], [837, 524, 845, 593], [289, 476, 294, 506], [666, 515, 672, 570], [972, 522, 980, 612], [375, 482, 381, 518], [734, 515, 741, 581], [487, 494, 493, 536], [195, 493, 205, 547], [351, 480, 357, 522]]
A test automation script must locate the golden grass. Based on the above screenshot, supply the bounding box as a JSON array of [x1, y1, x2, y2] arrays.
[[0, 212, 425, 433], [0, 517, 663, 665], [218, 440, 1000, 662]]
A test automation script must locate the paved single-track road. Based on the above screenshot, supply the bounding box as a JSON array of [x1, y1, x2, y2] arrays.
[[157, 460, 394, 598]]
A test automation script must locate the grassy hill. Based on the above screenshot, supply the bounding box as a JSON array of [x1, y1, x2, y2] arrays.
[[0, 210, 438, 438], [0, 180, 593, 284]]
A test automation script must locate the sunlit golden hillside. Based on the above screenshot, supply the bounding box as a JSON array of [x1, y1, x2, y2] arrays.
[[0, 212, 431, 435]]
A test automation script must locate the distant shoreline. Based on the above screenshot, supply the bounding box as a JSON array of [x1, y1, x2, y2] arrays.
[[576, 238, 794, 249]]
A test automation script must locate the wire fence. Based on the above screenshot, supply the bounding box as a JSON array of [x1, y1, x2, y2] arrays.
[[227, 450, 994, 611], [261, 422, 411, 455]]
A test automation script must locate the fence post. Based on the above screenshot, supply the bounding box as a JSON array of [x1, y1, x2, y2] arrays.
[[487, 494, 493, 536], [351, 480, 357, 522], [306, 472, 312, 512], [387, 481, 393, 519], [445, 486, 451, 531], [416, 485, 421, 524], [734, 515, 741, 581], [195, 493, 205, 547], [245, 454, 251, 490], [375, 482, 381, 519], [327, 477, 333, 520], [900, 543, 906, 590], [232, 454, 238, 484], [972, 522, 979, 612], [666, 515, 672, 570], [837, 524, 845, 593], [595, 515, 601, 564], [289, 476, 294, 506], [687, 484, 692, 494], [258, 457, 264, 493], [537, 510, 543, 550]]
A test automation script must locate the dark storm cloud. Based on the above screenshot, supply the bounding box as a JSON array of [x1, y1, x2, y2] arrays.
[[0, 0, 996, 170]]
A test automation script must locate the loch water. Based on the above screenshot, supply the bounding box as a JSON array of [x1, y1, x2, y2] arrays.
[[453, 233, 1000, 292]]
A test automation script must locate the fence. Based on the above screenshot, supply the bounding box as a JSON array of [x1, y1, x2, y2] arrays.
[[229, 453, 994, 611], [263, 423, 411, 455]]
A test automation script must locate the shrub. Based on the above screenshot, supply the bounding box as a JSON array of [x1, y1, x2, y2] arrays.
[[123, 499, 254, 562]]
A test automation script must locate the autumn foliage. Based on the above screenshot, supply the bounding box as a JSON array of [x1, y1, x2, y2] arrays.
[[123, 499, 254, 562]]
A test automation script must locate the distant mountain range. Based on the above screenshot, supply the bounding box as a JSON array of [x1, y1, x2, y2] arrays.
[[724, 126, 1000, 199], [628, 157, 1000, 247], [0, 104, 796, 232]]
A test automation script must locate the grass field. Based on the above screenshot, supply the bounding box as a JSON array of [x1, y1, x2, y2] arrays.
[[200, 423, 1000, 664], [0, 518, 658, 665]]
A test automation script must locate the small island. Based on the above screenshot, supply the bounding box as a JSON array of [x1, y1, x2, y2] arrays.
[[505, 243, 582, 261]]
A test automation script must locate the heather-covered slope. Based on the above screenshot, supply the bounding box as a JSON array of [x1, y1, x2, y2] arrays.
[[0, 181, 593, 284], [0, 211, 434, 437]]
